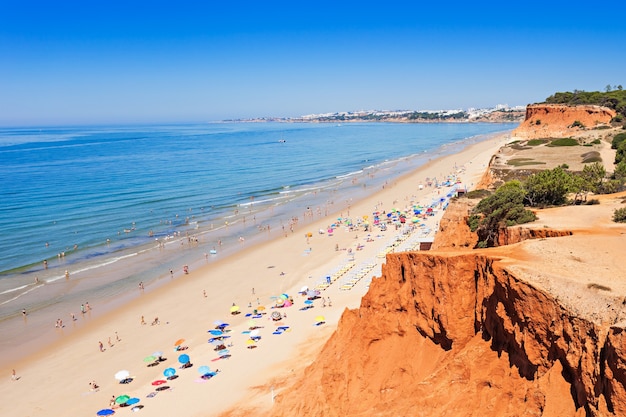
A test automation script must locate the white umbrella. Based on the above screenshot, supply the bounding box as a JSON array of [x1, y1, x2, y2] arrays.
[[114, 370, 130, 381]]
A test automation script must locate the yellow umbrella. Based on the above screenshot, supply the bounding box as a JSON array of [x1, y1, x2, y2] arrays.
[[315, 315, 325, 323], [230, 305, 240, 313], [246, 339, 256, 349], [256, 306, 266, 311]]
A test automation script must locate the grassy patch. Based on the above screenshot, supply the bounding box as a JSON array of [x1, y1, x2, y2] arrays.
[[509, 144, 532, 151], [548, 138, 579, 147], [507, 158, 547, 167], [527, 139, 548, 146], [465, 189, 491, 199]]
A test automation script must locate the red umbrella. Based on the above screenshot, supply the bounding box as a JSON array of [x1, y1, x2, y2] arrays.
[[151, 379, 167, 386]]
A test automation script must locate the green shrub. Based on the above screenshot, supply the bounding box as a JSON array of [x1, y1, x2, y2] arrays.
[[467, 214, 481, 232], [570, 120, 585, 128], [527, 139, 547, 146], [612, 132, 626, 149], [549, 138, 579, 147], [613, 207, 626, 223], [591, 139, 601, 144]]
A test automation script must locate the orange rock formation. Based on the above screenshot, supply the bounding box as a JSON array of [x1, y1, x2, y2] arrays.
[[269, 197, 626, 417], [512, 104, 616, 140]]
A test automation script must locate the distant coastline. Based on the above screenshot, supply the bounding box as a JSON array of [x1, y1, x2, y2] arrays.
[[225, 106, 525, 124]]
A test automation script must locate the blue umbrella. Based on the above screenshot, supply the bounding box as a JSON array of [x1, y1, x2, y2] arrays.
[[163, 367, 176, 378], [126, 398, 140, 406], [304, 300, 313, 305], [198, 365, 210, 375], [97, 409, 115, 416], [208, 329, 223, 336], [178, 354, 190, 364]]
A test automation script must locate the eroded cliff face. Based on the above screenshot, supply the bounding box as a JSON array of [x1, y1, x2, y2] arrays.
[[512, 104, 616, 140], [271, 251, 626, 416]]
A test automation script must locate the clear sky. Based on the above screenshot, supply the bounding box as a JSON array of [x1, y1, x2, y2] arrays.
[[1, 1, 625, 126]]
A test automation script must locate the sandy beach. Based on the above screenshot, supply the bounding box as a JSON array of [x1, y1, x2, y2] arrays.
[[0, 132, 509, 417]]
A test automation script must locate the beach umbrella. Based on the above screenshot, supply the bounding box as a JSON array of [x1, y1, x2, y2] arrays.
[[280, 293, 289, 300], [97, 409, 115, 416], [151, 379, 167, 386], [125, 398, 140, 406], [143, 355, 157, 363], [271, 311, 282, 320], [114, 370, 130, 381], [246, 339, 256, 348], [315, 315, 326, 324], [163, 368, 176, 378], [304, 299, 313, 305], [300, 285, 308, 293], [115, 395, 130, 405], [178, 354, 190, 364], [174, 338, 185, 347], [198, 365, 211, 375], [229, 305, 240, 314], [208, 329, 223, 336], [256, 306, 265, 311], [152, 351, 163, 358], [249, 329, 260, 338]]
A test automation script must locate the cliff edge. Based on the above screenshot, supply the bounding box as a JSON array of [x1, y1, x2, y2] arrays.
[[268, 190, 626, 417], [512, 104, 616, 140]]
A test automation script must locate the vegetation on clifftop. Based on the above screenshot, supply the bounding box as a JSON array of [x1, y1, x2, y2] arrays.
[[543, 88, 626, 121], [468, 163, 626, 247]]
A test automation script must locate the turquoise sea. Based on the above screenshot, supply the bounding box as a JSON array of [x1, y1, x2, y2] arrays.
[[0, 122, 515, 361]]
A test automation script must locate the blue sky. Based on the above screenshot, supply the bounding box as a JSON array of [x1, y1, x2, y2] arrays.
[[1, 1, 625, 126]]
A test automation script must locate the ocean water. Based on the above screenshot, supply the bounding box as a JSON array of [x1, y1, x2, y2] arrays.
[[0, 122, 514, 360]]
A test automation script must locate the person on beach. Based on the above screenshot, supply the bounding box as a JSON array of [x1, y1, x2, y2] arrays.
[[141, 316, 146, 325], [11, 369, 17, 381], [22, 309, 26, 317], [89, 381, 99, 391], [85, 302, 90, 311], [81, 304, 85, 314], [65, 270, 70, 279], [328, 297, 332, 307], [99, 341, 104, 352]]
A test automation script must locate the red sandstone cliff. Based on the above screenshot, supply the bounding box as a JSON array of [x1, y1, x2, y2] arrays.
[[512, 104, 615, 140], [266, 195, 626, 416], [270, 250, 626, 416]]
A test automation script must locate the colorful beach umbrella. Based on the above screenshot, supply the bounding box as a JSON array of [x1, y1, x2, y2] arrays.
[[115, 395, 130, 405], [198, 365, 211, 375], [125, 398, 140, 406], [174, 339, 185, 347], [163, 368, 176, 378], [97, 409, 115, 416], [178, 354, 190, 364], [230, 305, 240, 313], [315, 315, 325, 323], [208, 329, 223, 336], [151, 380, 167, 386], [143, 355, 156, 363]]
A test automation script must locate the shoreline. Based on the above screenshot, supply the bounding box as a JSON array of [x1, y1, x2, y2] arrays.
[[0, 128, 511, 366], [0, 131, 510, 416]]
